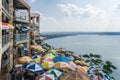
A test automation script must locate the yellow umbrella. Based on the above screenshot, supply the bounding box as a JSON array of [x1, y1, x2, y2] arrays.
[[42, 61, 54, 69], [17, 44, 24, 48], [36, 46, 45, 52], [33, 58, 41, 63], [18, 56, 32, 64], [42, 53, 55, 59], [75, 60, 89, 67]]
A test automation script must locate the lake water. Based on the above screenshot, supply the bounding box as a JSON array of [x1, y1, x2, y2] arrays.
[[45, 35, 120, 80]]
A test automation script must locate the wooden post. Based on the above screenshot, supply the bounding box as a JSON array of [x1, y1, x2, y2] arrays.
[[8, 0, 14, 71], [0, 0, 2, 72]]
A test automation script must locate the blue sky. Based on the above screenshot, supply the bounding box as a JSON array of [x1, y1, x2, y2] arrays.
[[25, 0, 120, 32]]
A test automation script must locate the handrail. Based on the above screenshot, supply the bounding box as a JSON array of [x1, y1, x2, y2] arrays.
[[15, 11, 28, 20], [14, 33, 28, 42], [2, 0, 9, 13], [2, 35, 10, 48]]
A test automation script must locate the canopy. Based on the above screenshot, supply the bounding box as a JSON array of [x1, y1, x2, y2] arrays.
[[35, 74, 55, 80], [26, 62, 44, 74], [2, 22, 14, 30], [68, 61, 77, 71], [54, 62, 70, 71], [59, 70, 91, 80], [42, 53, 55, 59], [47, 69, 62, 78], [42, 61, 54, 69], [42, 57, 53, 63], [77, 66, 87, 73], [18, 56, 32, 64], [53, 56, 72, 63], [32, 55, 41, 59]]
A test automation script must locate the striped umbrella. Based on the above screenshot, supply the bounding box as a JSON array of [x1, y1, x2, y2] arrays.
[[77, 66, 87, 73], [35, 74, 55, 80], [42, 61, 54, 69], [42, 57, 53, 63], [26, 62, 44, 74], [68, 61, 77, 70], [2, 22, 9, 29], [32, 55, 41, 59], [59, 70, 91, 80], [32, 55, 41, 63], [47, 69, 62, 78], [54, 62, 70, 71]]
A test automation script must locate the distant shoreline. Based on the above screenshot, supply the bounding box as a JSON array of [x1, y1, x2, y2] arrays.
[[40, 32, 120, 39]]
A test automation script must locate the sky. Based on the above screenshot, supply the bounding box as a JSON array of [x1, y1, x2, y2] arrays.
[[25, 0, 120, 32]]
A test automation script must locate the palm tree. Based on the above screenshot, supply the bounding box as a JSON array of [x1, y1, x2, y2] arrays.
[[102, 61, 117, 75]]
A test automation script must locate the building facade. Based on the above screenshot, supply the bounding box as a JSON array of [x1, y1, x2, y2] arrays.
[[0, 0, 14, 73], [0, 0, 40, 74], [31, 13, 40, 34]]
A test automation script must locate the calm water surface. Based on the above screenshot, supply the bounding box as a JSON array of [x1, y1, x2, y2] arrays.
[[45, 35, 120, 80]]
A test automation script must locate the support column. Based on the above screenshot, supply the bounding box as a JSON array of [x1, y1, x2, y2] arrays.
[[27, 9, 31, 56], [8, 0, 14, 70], [0, 0, 2, 72]]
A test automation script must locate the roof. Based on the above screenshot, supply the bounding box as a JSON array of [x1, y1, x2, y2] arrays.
[[14, 0, 30, 10], [31, 13, 40, 18]]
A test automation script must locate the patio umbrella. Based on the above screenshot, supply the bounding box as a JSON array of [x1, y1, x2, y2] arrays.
[[35, 74, 55, 80], [30, 45, 38, 49], [2, 22, 9, 29], [77, 66, 87, 73], [18, 56, 32, 64], [42, 53, 55, 59], [32, 55, 41, 59], [42, 61, 54, 69], [53, 56, 72, 63], [32, 55, 41, 63], [59, 70, 91, 80], [47, 69, 62, 78], [48, 49, 56, 55], [26, 62, 44, 74], [42, 57, 53, 63], [68, 61, 77, 71], [54, 62, 70, 71], [21, 26, 31, 32]]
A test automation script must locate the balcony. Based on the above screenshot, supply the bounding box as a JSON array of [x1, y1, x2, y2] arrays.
[[34, 22, 40, 27], [2, 0, 10, 18], [2, 35, 10, 53], [14, 11, 29, 24], [14, 33, 29, 44]]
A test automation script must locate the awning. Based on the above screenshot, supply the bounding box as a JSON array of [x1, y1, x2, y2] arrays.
[[2, 22, 14, 30], [13, 0, 30, 10]]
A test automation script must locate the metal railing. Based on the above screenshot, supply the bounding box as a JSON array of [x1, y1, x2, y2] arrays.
[[15, 11, 29, 20], [2, 35, 10, 48], [14, 33, 28, 42], [2, 0, 9, 13]]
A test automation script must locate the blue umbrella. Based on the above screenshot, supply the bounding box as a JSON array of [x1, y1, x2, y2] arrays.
[[32, 55, 41, 59], [53, 56, 72, 63], [25, 62, 44, 74], [21, 26, 31, 31]]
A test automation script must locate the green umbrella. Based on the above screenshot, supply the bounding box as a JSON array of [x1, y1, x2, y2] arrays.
[[47, 69, 62, 78]]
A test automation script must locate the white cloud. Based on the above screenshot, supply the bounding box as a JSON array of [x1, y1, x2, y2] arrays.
[[57, 3, 105, 18], [53, 3, 109, 32]]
